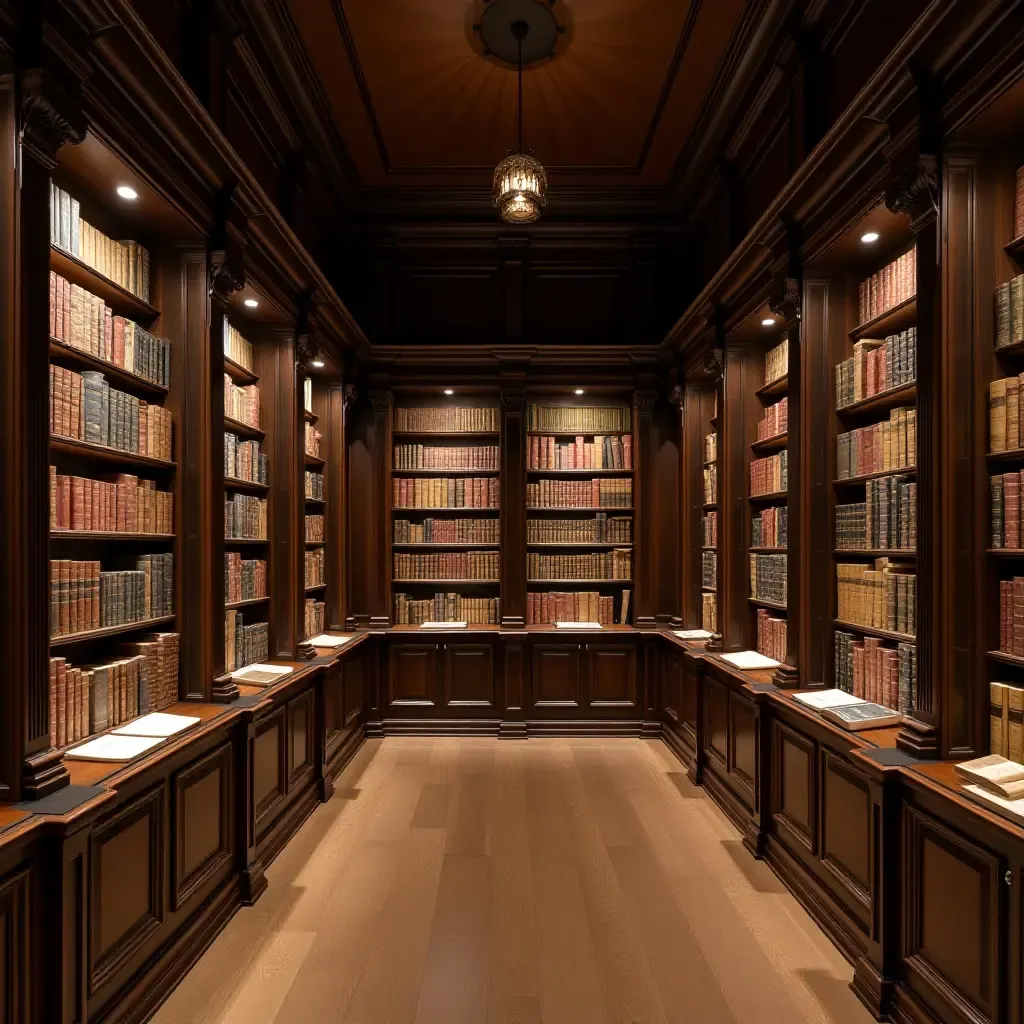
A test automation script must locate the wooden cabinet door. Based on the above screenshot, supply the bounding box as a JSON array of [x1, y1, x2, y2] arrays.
[[532, 644, 580, 709], [443, 643, 494, 710], [387, 644, 439, 708], [586, 643, 636, 707]]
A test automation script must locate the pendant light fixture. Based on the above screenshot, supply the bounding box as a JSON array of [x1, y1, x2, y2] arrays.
[[488, 9, 550, 224]]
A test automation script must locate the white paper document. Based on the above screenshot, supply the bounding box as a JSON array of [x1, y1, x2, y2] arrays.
[[231, 664, 294, 685], [113, 712, 201, 738], [792, 689, 866, 711], [721, 650, 780, 670], [307, 634, 354, 648], [421, 621, 467, 629], [674, 629, 713, 640], [65, 734, 165, 761], [557, 621, 601, 629]]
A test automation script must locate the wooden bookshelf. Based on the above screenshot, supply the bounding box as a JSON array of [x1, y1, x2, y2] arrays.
[[50, 243, 160, 321], [49, 615, 176, 649], [49, 337, 168, 397], [50, 435, 176, 471]]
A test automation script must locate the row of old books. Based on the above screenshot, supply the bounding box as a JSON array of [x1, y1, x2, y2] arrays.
[[304, 600, 325, 641], [837, 560, 917, 636], [50, 185, 151, 301], [50, 272, 171, 387], [527, 590, 627, 625], [528, 434, 632, 471], [991, 682, 1024, 762], [750, 553, 787, 606], [225, 433, 267, 484], [225, 494, 267, 539], [393, 477, 500, 509], [758, 398, 788, 439], [702, 592, 717, 633], [395, 517, 500, 544], [703, 510, 718, 547], [857, 247, 916, 325], [224, 375, 260, 429], [836, 475, 917, 550], [394, 407, 500, 433], [303, 377, 313, 414], [997, 579, 1024, 657], [225, 555, 266, 604], [49, 470, 172, 534], [995, 276, 1024, 349], [305, 471, 324, 500], [305, 548, 325, 587], [527, 479, 632, 508], [752, 506, 787, 548], [526, 405, 630, 433], [757, 609, 787, 662], [750, 452, 788, 496], [394, 593, 500, 624], [991, 473, 1024, 548], [704, 431, 717, 464], [224, 319, 254, 373], [304, 423, 322, 457], [305, 515, 324, 542], [527, 549, 632, 580], [834, 629, 916, 714], [835, 331, 917, 408], [393, 551, 499, 580], [702, 550, 716, 590], [836, 408, 916, 479], [704, 464, 717, 504], [224, 613, 268, 672], [527, 514, 631, 544], [765, 337, 788, 385], [49, 633, 179, 748], [50, 554, 173, 637], [989, 376, 1024, 451], [50, 366, 173, 460], [394, 444, 499, 470]]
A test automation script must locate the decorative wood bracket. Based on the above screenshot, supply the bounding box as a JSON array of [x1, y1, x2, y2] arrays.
[[296, 288, 321, 365], [369, 391, 391, 415], [342, 383, 357, 410], [885, 155, 939, 233], [769, 277, 802, 324], [632, 389, 658, 413], [208, 179, 247, 298], [702, 347, 724, 382], [20, 68, 86, 166], [500, 392, 527, 414]]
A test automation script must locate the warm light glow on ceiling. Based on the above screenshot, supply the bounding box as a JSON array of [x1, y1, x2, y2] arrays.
[[244, 298, 259, 308], [116, 185, 138, 200], [861, 232, 880, 243], [311, 359, 325, 368], [761, 318, 776, 326], [444, 389, 454, 395], [574, 389, 585, 395]]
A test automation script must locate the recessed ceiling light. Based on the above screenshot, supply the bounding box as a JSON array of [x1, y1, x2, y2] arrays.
[[116, 185, 138, 201], [761, 318, 776, 326], [243, 298, 259, 308], [574, 389, 585, 395], [861, 232, 880, 243], [311, 359, 325, 369], [443, 389, 454, 396]]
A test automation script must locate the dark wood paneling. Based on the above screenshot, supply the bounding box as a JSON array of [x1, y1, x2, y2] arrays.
[[771, 720, 815, 852], [443, 644, 494, 708], [388, 644, 438, 706], [587, 643, 637, 707], [254, 708, 287, 821], [821, 751, 871, 903], [90, 787, 165, 990], [288, 690, 315, 783], [172, 742, 234, 911], [661, 645, 681, 723], [394, 268, 502, 347], [0, 867, 30, 1024], [532, 644, 581, 708], [344, 653, 365, 727], [705, 675, 729, 768], [730, 691, 757, 792]]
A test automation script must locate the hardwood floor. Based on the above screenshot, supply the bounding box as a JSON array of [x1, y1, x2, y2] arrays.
[[152, 738, 875, 1024]]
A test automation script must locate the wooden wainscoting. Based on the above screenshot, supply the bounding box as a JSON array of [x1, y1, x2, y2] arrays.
[[0, 865, 32, 1024]]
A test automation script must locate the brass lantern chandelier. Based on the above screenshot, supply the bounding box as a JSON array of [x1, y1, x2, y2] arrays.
[[481, 1, 558, 224]]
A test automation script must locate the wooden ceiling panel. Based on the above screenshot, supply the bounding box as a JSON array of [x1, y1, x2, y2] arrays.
[[288, 0, 746, 189]]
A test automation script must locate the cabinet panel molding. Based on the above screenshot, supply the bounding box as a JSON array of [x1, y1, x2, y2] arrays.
[[532, 644, 581, 708], [444, 644, 495, 707], [587, 643, 637, 707]]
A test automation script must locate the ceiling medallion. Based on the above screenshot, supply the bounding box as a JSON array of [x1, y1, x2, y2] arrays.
[[480, 0, 559, 225]]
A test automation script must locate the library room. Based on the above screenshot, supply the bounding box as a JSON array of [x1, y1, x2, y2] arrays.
[[0, 1, 1022, 1021]]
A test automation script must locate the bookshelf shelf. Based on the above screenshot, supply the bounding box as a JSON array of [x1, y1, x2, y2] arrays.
[[224, 537, 269, 546], [393, 506, 500, 515], [527, 506, 634, 513], [834, 467, 917, 486], [49, 614, 176, 649], [224, 596, 269, 610], [49, 338, 168, 398], [703, 503, 717, 511], [994, 340, 1024, 357], [527, 469, 633, 477], [986, 446, 1024, 463], [393, 430, 499, 440], [1004, 234, 1024, 261], [50, 530, 174, 542], [754, 374, 788, 400], [527, 579, 632, 586], [394, 542, 499, 550], [527, 542, 632, 549], [526, 430, 630, 439], [303, 409, 317, 424], [49, 244, 160, 322], [394, 578, 499, 585], [304, 583, 327, 593], [50, 436, 176, 472], [702, 586, 717, 594], [749, 546, 787, 553], [224, 477, 268, 494], [749, 597, 787, 612], [223, 354, 259, 385], [751, 432, 788, 454], [849, 295, 917, 340], [305, 541, 325, 548], [392, 467, 499, 476], [749, 491, 788, 503], [304, 453, 325, 468], [987, 650, 1024, 669], [304, 497, 325, 506], [987, 549, 1024, 558], [834, 548, 917, 558], [224, 416, 264, 441], [834, 618, 915, 644], [836, 381, 917, 419]]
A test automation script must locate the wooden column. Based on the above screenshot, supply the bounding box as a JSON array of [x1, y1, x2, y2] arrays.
[[10, 68, 85, 797], [325, 381, 350, 630], [705, 349, 726, 651], [368, 390, 391, 627], [888, 156, 941, 758], [500, 390, 526, 628], [633, 388, 659, 627]]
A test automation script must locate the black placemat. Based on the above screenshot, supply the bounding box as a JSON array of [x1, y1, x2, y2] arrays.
[[232, 694, 265, 708], [750, 682, 779, 692], [14, 784, 107, 814], [862, 747, 922, 766]]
